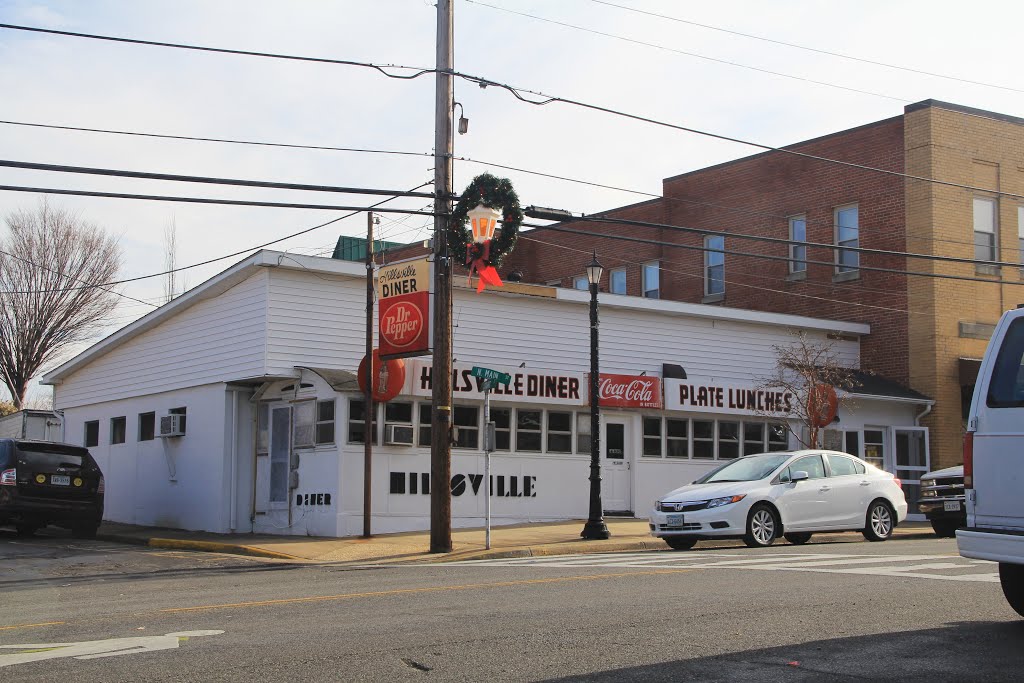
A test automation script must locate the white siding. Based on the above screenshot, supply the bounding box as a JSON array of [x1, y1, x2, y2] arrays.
[[266, 268, 370, 374], [54, 272, 269, 408]]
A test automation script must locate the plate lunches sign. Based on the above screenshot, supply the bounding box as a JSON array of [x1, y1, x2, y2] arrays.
[[377, 257, 432, 359]]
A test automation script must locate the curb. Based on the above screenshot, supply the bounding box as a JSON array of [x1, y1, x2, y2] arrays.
[[148, 538, 300, 560]]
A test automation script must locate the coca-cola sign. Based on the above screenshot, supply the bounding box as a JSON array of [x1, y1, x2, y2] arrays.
[[594, 374, 663, 409]]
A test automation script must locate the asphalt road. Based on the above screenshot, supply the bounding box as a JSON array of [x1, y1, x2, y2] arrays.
[[2, 530, 1023, 682]]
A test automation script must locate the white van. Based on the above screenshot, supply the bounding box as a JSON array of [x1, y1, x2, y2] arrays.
[[957, 306, 1024, 617]]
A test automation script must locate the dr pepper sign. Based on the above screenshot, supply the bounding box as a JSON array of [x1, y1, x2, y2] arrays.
[[377, 257, 432, 360]]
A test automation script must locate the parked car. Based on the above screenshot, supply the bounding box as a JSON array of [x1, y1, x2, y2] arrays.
[[918, 465, 965, 537], [650, 450, 908, 550], [957, 306, 1024, 618], [0, 438, 104, 538]]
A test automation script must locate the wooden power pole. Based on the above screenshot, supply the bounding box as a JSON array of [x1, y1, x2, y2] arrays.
[[430, 0, 455, 553]]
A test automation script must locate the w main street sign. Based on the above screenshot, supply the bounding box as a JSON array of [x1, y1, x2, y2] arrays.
[[470, 366, 512, 386]]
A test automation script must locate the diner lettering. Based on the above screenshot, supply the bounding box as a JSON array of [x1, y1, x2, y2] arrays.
[[417, 365, 580, 401]]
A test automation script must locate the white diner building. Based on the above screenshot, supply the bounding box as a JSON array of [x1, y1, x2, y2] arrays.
[[41, 251, 933, 536]]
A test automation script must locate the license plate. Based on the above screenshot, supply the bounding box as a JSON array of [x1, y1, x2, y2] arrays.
[[50, 475, 70, 486], [666, 513, 685, 527], [944, 500, 961, 512]]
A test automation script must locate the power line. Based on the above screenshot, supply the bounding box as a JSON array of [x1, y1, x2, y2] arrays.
[[0, 181, 433, 295], [0, 184, 437, 215], [0, 23, 434, 79], [588, 0, 1024, 95], [531, 222, 1024, 287], [0, 159, 438, 199], [0, 118, 988, 252], [463, 0, 906, 102]]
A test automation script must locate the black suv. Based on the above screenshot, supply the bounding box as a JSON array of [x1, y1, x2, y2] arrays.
[[0, 439, 104, 538]]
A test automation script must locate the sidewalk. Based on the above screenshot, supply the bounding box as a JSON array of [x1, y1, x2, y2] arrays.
[[96, 519, 936, 565]]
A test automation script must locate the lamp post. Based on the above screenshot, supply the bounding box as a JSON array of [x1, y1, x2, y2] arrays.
[[582, 252, 611, 540]]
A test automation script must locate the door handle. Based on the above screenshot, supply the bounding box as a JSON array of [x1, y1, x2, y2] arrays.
[[818, 486, 831, 492], [859, 481, 871, 487]]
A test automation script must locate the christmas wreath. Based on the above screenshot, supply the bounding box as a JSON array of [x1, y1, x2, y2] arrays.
[[447, 173, 523, 292]]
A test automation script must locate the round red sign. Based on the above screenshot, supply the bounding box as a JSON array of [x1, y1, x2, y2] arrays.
[[357, 349, 406, 403], [380, 300, 425, 350], [807, 384, 839, 428]]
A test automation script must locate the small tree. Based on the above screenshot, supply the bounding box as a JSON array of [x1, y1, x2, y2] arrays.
[[0, 202, 122, 408], [0, 400, 15, 417], [758, 331, 859, 449]]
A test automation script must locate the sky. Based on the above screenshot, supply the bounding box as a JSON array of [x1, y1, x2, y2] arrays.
[[0, 0, 1022, 402]]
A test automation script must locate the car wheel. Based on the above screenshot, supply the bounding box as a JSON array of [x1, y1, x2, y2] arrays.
[[862, 500, 895, 542], [71, 523, 98, 540], [743, 504, 778, 548], [999, 563, 1024, 618], [784, 532, 812, 545], [664, 537, 698, 551], [15, 523, 38, 537], [930, 520, 959, 538]]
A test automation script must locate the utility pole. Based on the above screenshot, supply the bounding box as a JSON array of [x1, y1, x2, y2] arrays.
[[430, 0, 455, 553], [363, 211, 375, 539]]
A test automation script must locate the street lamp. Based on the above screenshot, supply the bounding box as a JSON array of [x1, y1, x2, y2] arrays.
[[582, 252, 611, 540]]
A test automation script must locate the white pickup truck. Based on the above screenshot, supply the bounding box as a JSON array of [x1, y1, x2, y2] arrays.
[[957, 306, 1024, 617]]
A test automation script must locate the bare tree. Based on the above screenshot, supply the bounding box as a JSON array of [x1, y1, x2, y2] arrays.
[[0, 202, 122, 409], [162, 216, 188, 303], [758, 331, 859, 449]]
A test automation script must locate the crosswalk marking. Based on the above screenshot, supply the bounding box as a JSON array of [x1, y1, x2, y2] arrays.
[[440, 550, 998, 583]]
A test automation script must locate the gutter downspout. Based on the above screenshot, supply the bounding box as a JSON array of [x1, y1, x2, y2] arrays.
[[914, 402, 933, 426]]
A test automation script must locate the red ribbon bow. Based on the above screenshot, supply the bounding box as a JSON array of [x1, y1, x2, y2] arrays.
[[466, 240, 503, 293]]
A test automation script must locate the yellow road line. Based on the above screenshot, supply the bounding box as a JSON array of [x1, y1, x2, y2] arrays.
[[161, 569, 690, 613], [0, 621, 65, 631]]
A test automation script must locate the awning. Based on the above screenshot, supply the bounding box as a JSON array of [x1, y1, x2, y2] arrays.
[[298, 366, 361, 392], [843, 369, 932, 403]]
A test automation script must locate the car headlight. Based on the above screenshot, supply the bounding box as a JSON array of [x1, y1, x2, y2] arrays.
[[921, 490, 936, 497], [921, 479, 935, 488], [707, 494, 746, 508]]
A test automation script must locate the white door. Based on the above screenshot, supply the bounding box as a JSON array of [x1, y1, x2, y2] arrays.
[[894, 427, 929, 521], [778, 454, 832, 530], [601, 415, 633, 514]]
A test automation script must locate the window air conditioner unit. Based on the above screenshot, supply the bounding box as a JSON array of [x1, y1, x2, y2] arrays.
[[159, 414, 185, 438], [384, 423, 414, 446]]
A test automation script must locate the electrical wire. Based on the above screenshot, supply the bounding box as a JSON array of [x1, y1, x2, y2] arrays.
[[588, 0, 1024, 95], [0, 247, 155, 308], [463, 0, 906, 102]]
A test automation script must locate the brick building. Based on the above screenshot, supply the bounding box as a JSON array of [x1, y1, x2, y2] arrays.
[[504, 100, 1024, 472]]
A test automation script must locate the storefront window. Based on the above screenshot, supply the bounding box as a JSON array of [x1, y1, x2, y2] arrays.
[[385, 402, 413, 423], [666, 418, 688, 458], [844, 430, 860, 457], [719, 421, 740, 459], [418, 403, 431, 447], [316, 399, 336, 445], [864, 429, 886, 469], [517, 409, 542, 452], [348, 399, 378, 444], [547, 411, 573, 453], [643, 417, 662, 457], [742, 422, 764, 455], [768, 423, 788, 451], [576, 413, 591, 454], [453, 405, 479, 449], [492, 408, 511, 451], [693, 420, 714, 459]]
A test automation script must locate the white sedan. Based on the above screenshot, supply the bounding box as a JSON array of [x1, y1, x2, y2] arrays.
[[650, 450, 908, 550]]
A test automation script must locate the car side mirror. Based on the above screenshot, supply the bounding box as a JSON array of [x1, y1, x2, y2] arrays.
[[790, 471, 809, 482]]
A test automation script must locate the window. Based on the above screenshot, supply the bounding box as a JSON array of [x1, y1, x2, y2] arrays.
[[84, 421, 99, 448], [742, 422, 764, 456], [315, 400, 336, 444], [974, 197, 997, 263], [789, 215, 807, 273], [385, 402, 413, 423], [768, 423, 789, 451], [257, 404, 270, 455], [453, 405, 479, 449], [642, 417, 662, 457], [293, 401, 315, 448], [693, 420, 714, 459], [987, 317, 1024, 407], [827, 453, 859, 477], [492, 408, 511, 451], [516, 409, 542, 452], [835, 204, 859, 273], [666, 419, 688, 458], [348, 399, 378, 444], [704, 235, 725, 296], [864, 429, 885, 469], [718, 421, 740, 459], [110, 417, 126, 445], [844, 430, 861, 457], [547, 411, 573, 453], [418, 403, 432, 447], [642, 261, 660, 299], [790, 454, 826, 479], [138, 412, 156, 442], [576, 413, 591, 454], [573, 275, 589, 291], [610, 268, 626, 294]]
